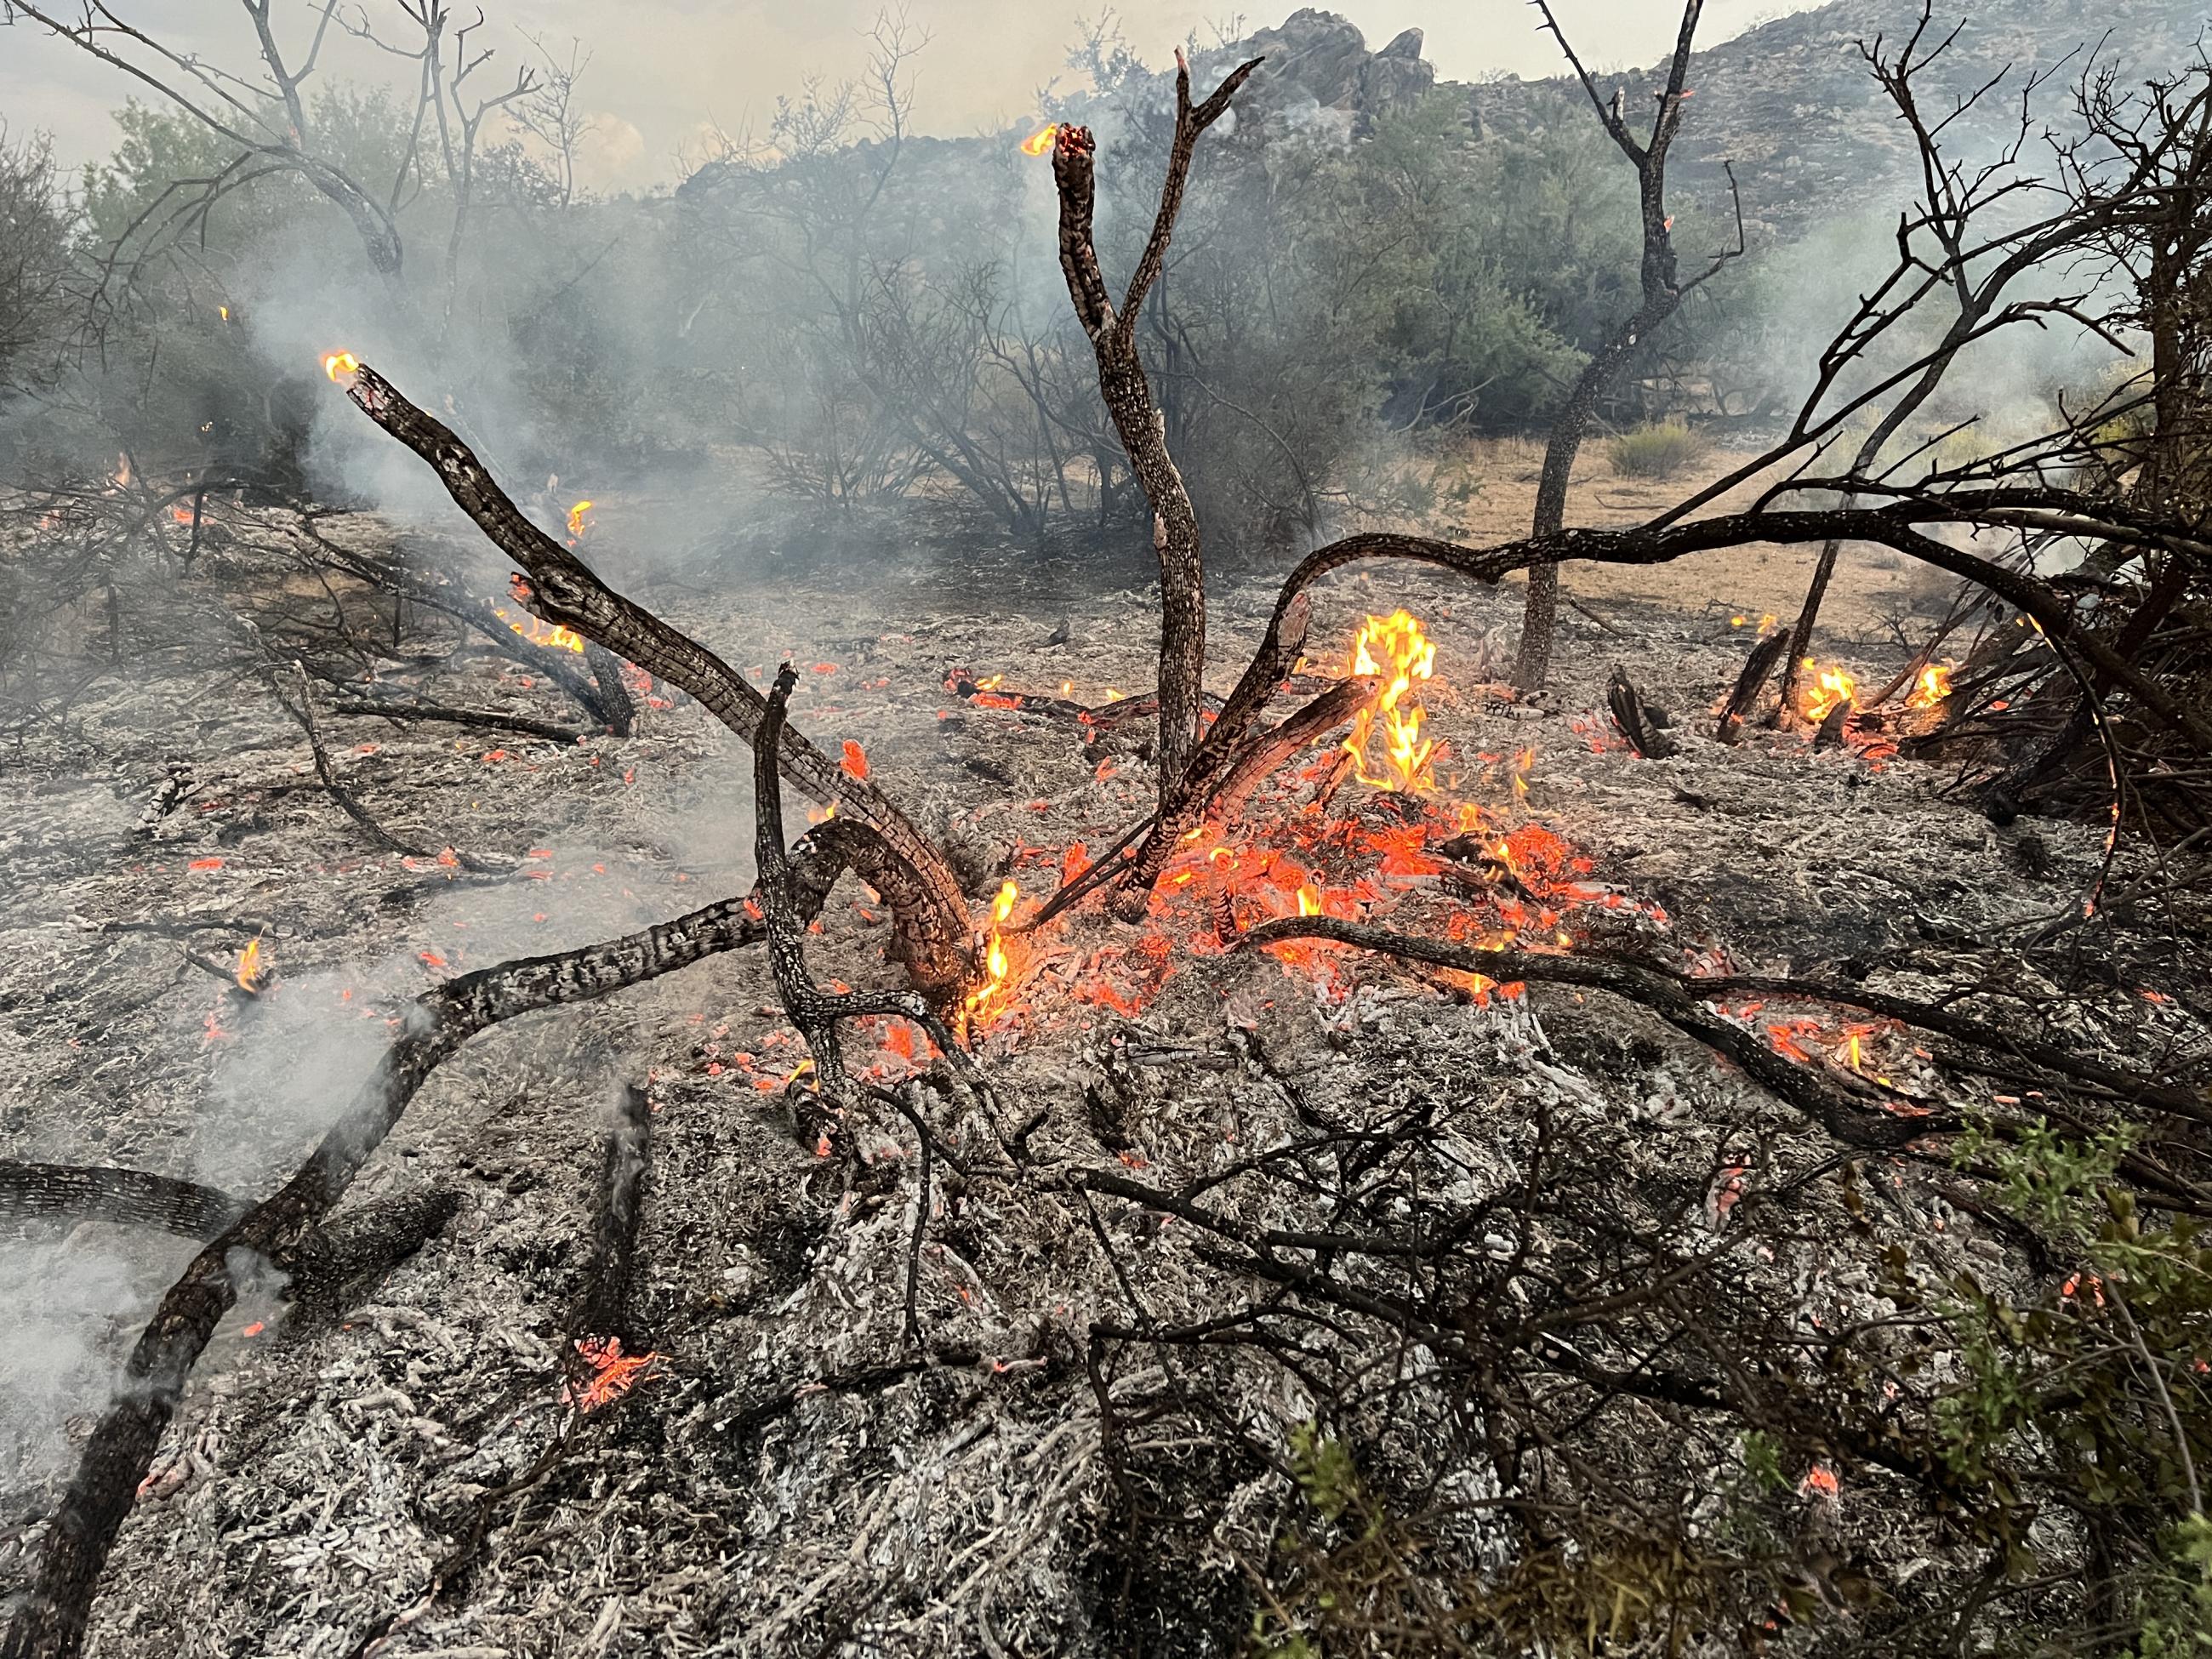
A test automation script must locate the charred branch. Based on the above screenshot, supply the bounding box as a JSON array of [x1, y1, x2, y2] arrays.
[[0, 1161, 248, 1242], [334, 361, 972, 964]]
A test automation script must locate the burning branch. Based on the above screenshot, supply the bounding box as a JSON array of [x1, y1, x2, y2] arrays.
[[1048, 48, 1263, 799], [330, 359, 973, 980], [750, 665, 988, 1113]]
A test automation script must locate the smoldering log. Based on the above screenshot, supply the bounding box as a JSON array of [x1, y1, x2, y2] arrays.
[[572, 1083, 653, 1347], [1716, 630, 1791, 744]]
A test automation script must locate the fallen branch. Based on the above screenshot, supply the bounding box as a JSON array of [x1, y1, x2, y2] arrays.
[[0, 885, 805, 1659], [0, 1161, 248, 1242]]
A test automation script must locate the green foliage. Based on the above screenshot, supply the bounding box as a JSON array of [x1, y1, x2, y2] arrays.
[[1605, 419, 1711, 478]]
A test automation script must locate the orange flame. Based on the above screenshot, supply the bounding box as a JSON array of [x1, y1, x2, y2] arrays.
[[1906, 662, 1953, 710], [840, 739, 869, 780], [492, 606, 587, 654], [236, 937, 267, 992], [1343, 610, 1438, 794], [566, 499, 594, 539], [1020, 123, 1060, 156], [322, 351, 360, 384], [1800, 659, 1857, 722], [966, 880, 1020, 1018]]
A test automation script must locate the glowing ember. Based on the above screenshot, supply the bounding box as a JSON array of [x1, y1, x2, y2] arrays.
[[567, 1335, 661, 1413], [235, 937, 268, 993], [491, 606, 587, 653], [322, 350, 360, 384], [1800, 660, 1857, 722], [966, 880, 1019, 1018], [1906, 662, 1953, 710], [566, 499, 594, 539], [1020, 123, 1060, 156], [1343, 610, 1438, 794], [840, 739, 869, 780]]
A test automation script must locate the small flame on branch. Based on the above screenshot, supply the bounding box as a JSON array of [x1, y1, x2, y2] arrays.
[[322, 350, 360, 384], [1343, 610, 1438, 794], [491, 606, 587, 653], [566, 499, 594, 539], [1907, 663, 1953, 709], [1020, 123, 1060, 156], [1800, 660, 1857, 723], [236, 937, 268, 993], [966, 880, 1020, 1018]]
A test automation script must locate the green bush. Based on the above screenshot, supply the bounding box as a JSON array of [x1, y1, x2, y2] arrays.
[[1605, 419, 1710, 478]]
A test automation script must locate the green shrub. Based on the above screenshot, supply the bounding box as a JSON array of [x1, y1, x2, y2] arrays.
[[1605, 419, 1710, 478]]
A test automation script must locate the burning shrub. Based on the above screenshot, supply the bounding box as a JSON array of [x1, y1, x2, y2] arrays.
[[1604, 419, 1711, 479]]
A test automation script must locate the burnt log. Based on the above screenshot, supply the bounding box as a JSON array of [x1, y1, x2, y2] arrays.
[[1716, 630, 1791, 744], [572, 1082, 653, 1352], [1605, 666, 1679, 758]]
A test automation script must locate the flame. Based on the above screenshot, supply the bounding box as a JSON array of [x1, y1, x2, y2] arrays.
[[566, 499, 594, 539], [1297, 883, 1322, 917], [1800, 660, 1857, 722], [218, 305, 231, 322], [1730, 612, 1779, 634], [235, 937, 267, 992], [1906, 662, 1953, 710], [1020, 123, 1060, 156], [966, 880, 1020, 1018], [492, 606, 587, 653], [322, 350, 360, 383], [1342, 610, 1438, 794], [567, 1335, 661, 1413]]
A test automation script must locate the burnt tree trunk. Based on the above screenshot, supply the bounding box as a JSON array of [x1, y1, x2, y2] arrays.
[[1513, 2, 1736, 693], [1049, 49, 1262, 801]]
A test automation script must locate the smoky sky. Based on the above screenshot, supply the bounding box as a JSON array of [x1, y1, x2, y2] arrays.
[[0, 0, 1827, 189]]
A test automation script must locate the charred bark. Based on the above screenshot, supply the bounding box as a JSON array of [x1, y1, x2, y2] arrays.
[[1717, 630, 1792, 743], [0, 1162, 248, 1243], [1605, 667, 1678, 759]]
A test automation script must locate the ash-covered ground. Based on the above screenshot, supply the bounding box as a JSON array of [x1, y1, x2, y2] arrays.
[[2, 492, 2199, 1657]]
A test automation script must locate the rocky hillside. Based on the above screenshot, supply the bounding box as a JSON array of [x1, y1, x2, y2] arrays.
[[1461, 0, 2207, 238], [1189, 3, 2200, 239]]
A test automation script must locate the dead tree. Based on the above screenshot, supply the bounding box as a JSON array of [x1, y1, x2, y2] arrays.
[[1511, 0, 1742, 693], [1049, 47, 1263, 796]]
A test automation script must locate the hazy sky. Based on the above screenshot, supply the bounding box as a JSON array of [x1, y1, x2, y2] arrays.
[[0, 1, 1827, 189]]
